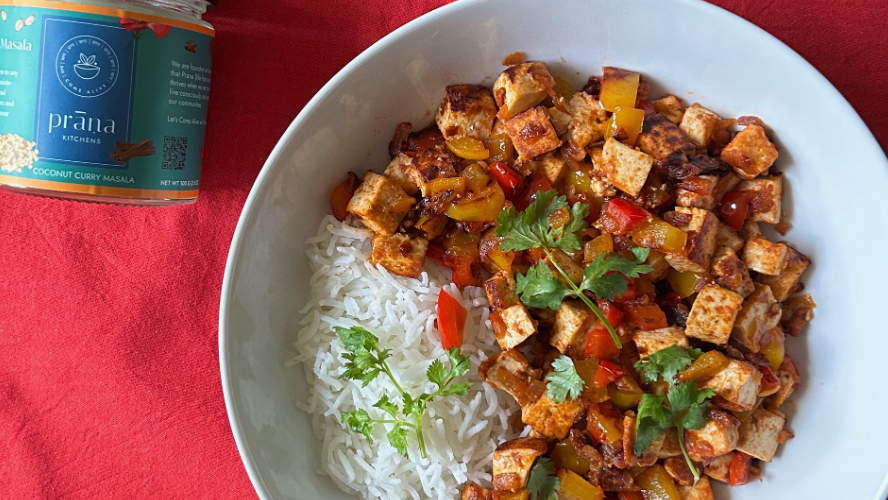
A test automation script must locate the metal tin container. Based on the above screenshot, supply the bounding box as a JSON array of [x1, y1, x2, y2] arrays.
[[0, 0, 213, 205]]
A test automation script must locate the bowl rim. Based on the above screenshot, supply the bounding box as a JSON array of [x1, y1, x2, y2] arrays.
[[218, 0, 888, 498]]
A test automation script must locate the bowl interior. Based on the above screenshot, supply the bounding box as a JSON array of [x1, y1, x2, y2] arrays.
[[220, 0, 888, 498]]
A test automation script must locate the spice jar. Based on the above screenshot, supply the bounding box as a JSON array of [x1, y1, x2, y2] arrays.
[[0, 0, 214, 205]]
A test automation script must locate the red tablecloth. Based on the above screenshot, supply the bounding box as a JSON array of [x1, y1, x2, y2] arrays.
[[0, 0, 884, 498]]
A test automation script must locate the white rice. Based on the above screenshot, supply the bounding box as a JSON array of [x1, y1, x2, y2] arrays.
[[293, 216, 520, 499]]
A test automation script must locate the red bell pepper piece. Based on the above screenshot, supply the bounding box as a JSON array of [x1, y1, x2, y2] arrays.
[[729, 451, 751, 486], [597, 299, 624, 328], [437, 290, 468, 349], [759, 364, 781, 394], [514, 174, 553, 212], [593, 360, 629, 388], [329, 172, 360, 221], [718, 189, 756, 231], [603, 198, 650, 233], [618, 301, 668, 331], [426, 244, 446, 265], [488, 161, 525, 200], [584, 325, 621, 361], [611, 276, 636, 303]]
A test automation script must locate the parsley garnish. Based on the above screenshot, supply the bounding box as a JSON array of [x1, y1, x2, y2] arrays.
[[496, 190, 653, 349], [545, 355, 585, 403], [527, 457, 560, 500], [633, 344, 703, 384], [633, 346, 715, 483], [335, 326, 472, 458]]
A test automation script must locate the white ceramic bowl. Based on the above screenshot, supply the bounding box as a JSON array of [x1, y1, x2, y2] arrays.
[[219, 0, 888, 498]]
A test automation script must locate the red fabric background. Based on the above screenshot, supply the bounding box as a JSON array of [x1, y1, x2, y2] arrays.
[[0, 0, 884, 498]]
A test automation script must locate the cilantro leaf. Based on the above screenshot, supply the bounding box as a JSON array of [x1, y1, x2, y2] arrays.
[[580, 250, 654, 302], [669, 381, 716, 430], [341, 409, 375, 444], [545, 355, 585, 403], [634, 345, 702, 384], [445, 347, 471, 379], [634, 393, 670, 456], [527, 457, 560, 500], [387, 426, 409, 457], [495, 190, 584, 253], [335, 326, 378, 353], [516, 260, 574, 310], [439, 381, 472, 398], [373, 394, 399, 418], [426, 359, 447, 390]]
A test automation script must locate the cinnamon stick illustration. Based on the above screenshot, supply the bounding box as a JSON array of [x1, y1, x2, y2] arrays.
[[111, 138, 155, 163]]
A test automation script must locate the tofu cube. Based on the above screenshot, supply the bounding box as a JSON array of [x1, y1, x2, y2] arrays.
[[478, 349, 542, 403], [504, 106, 561, 161], [703, 453, 734, 483], [551, 300, 591, 354], [652, 95, 685, 124], [370, 233, 429, 279], [735, 408, 786, 462], [740, 219, 762, 240], [538, 152, 567, 185], [685, 284, 743, 345], [742, 236, 787, 275], [484, 271, 519, 311], [633, 326, 689, 358], [493, 61, 555, 120], [732, 284, 781, 352], [347, 172, 416, 235], [757, 245, 811, 301], [562, 92, 609, 156], [716, 222, 744, 253], [665, 207, 719, 274], [684, 409, 740, 461], [638, 113, 694, 167], [435, 84, 498, 140], [710, 172, 742, 204], [548, 107, 571, 136], [492, 438, 549, 492], [521, 391, 584, 439], [701, 359, 763, 412], [461, 484, 493, 500], [601, 137, 654, 197], [676, 175, 718, 211], [711, 246, 755, 298], [496, 304, 537, 350], [383, 153, 420, 196], [677, 476, 715, 500], [738, 176, 783, 224], [721, 124, 779, 180], [679, 104, 721, 147], [408, 143, 459, 197]]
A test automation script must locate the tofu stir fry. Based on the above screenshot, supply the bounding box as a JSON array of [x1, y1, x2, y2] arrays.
[[330, 59, 815, 500]]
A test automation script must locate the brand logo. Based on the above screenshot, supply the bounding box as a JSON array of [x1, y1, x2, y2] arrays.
[[55, 35, 119, 98]]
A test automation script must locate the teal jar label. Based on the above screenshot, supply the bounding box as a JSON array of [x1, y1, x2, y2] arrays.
[[0, 1, 213, 201]]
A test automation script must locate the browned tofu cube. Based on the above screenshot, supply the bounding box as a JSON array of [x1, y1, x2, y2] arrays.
[[538, 151, 567, 185], [484, 271, 519, 311], [735, 408, 786, 462], [461, 484, 493, 500], [545, 248, 584, 285], [665, 207, 719, 274], [711, 246, 754, 298], [435, 84, 498, 140], [703, 453, 734, 483], [504, 106, 561, 161], [721, 124, 779, 180], [732, 284, 781, 352], [765, 354, 800, 409], [408, 143, 459, 197], [742, 236, 787, 275], [684, 409, 739, 461], [701, 359, 762, 411], [383, 153, 420, 196], [601, 137, 654, 197], [757, 245, 811, 301], [493, 62, 555, 120], [781, 294, 816, 336], [740, 219, 761, 240], [562, 92, 609, 157], [492, 438, 548, 492], [496, 304, 537, 350], [663, 456, 695, 486], [685, 284, 743, 345], [478, 349, 542, 403], [347, 172, 416, 235], [370, 233, 429, 279], [679, 104, 721, 147], [677, 475, 715, 500], [548, 107, 571, 136], [633, 326, 689, 358], [551, 300, 591, 354], [521, 391, 584, 439], [738, 176, 783, 224], [652, 95, 685, 124], [637, 113, 694, 167], [676, 175, 719, 211], [716, 222, 744, 253]]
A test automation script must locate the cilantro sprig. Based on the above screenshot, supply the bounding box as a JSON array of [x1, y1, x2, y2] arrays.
[[336, 326, 472, 458], [496, 190, 653, 349], [633, 345, 715, 483], [545, 355, 584, 403], [527, 457, 560, 500]]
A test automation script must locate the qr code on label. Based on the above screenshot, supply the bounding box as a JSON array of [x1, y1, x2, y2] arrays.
[[163, 136, 188, 170]]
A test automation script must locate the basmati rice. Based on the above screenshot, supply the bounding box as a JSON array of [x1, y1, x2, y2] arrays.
[[293, 216, 519, 499]]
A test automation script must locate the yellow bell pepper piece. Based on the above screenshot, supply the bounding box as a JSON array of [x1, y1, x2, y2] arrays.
[[444, 184, 505, 222], [634, 465, 682, 500], [446, 136, 489, 160], [605, 106, 646, 147], [583, 234, 614, 263], [557, 468, 604, 500], [462, 163, 490, 193], [599, 67, 640, 112], [485, 134, 515, 162], [666, 268, 704, 299], [551, 440, 591, 475], [630, 219, 688, 254]]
